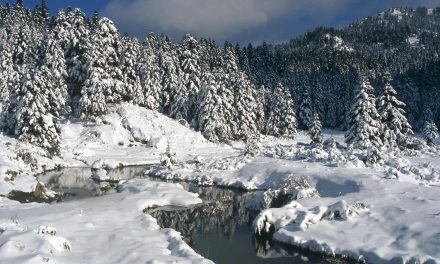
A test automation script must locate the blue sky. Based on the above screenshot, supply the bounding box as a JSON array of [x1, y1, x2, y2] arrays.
[[13, 0, 440, 45]]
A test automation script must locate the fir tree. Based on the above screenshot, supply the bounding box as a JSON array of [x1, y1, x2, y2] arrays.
[[233, 72, 260, 140], [298, 86, 314, 129], [80, 18, 122, 120], [266, 83, 297, 138], [139, 36, 161, 110], [40, 0, 48, 18], [345, 76, 382, 149], [79, 59, 108, 121], [159, 49, 180, 114], [64, 9, 91, 114], [170, 34, 201, 122], [309, 113, 323, 145], [39, 35, 69, 118], [0, 41, 18, 102], [423, 121, 438, 146], [197, 71, 234, 142], [120, 36, 143, 105], [15, 0, 23, 10], [377, 72, 413, 148], [15, 67, 61, 157]]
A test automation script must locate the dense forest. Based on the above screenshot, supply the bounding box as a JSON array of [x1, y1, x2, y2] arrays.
[[0, 0, 438, 156]]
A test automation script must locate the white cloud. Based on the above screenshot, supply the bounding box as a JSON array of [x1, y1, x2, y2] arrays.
[[103, 0, 292, 39], [103, 0, 440, 43]]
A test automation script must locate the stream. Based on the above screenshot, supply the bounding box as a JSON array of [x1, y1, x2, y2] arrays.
[[37, 167, 354, 264]]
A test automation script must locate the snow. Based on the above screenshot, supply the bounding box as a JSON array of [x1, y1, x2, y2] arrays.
[[407, 35, 420, 46], [0, 104, 233, 263], [149, 130, 440, 263], [0, 179, 208, 264], [59, 103, 234, 167], [324, 34, 354, 52], [2, 105, 440, 263]]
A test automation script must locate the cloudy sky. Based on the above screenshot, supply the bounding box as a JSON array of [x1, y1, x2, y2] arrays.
[[18, 0, 440, 44]]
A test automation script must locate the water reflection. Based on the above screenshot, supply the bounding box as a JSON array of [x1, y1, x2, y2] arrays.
[[38, 167, 354, 263], [149, 182, 353, 264], [38, 166, 148, 201]]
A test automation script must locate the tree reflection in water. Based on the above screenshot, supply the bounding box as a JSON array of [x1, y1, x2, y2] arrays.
[[148, 182, 353, 264]]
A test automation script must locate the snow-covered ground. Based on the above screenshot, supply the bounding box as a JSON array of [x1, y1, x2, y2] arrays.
[[0, 180, 210, 264], [1, 104, 440, 263], [0, 103, 232, 263]]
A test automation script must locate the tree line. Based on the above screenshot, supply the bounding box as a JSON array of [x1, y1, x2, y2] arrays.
[[0, 1, 437, 157]]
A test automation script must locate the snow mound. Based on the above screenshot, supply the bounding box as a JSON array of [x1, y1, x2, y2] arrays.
[[60, 103, 234, 167], [254, 200, 367, 236], [262, 174, 319, 208], [117, 179, 202, 210], [0, 222, 71, 264]]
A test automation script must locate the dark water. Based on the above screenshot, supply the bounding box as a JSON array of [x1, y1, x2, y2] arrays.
[[38, 166, 148, 201], [148, 182, 353, 264], [39, 167, 354, 264]]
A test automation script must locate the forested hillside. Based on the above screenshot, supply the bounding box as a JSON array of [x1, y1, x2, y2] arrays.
[[243, 7, 440, 129], [0, 1, 438, 156]]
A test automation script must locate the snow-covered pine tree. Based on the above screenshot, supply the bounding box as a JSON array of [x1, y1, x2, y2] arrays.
[[423, 120, 438, 146], [63, 9, 91, 114], [197, 71, 234, 142], [219, 46, 259, 139], [11, 24, 32, 68], [39, 34, 69, 118], [3, 22, 36, 134], [298, 86, 314, 129], [309, 113, 323, 145], [377, 72, 413, 148], [171, 34, 201, 122], [266, 83, 297, 138], [159, 48, 180, 114], [345, 75, 382, 149], [138, 36, 161, 110], [120, 36, 143, 105], [233, 72, 260, 140], [0, 41, 18, 102], [79, 58, 108, 121], [255, 86, 267, 133], [80, 17, 123, 120], [94, 18, 123, 102], [14, 67, 61, 157]]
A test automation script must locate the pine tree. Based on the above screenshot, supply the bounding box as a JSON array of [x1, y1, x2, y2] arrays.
[[309, 113, 323, 145], [377, 72, 413, 148], [79, 59, 108, 121], [80, 17, 123, 120], [159, 48, 180, 114], [139, 36, 161, 110], [15, 67, 61, 157], [266, 83, 297, 138], [0, 41, 18, 102], [170, 34, 201, 122], [120, 36, 143, 104], [15, 0, 23, 9], [64, 9, 91, 115], [197, 71, 234, 142], [11, 24, 32, 67], [423, 121, 438, 146], [345, 76, 382, 149], [40, 0, 48, 19], [298, 86, 314, 129], [92, 10, 99, 26], [39, 35, 69, 118], [233, 72, 260, 140]]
